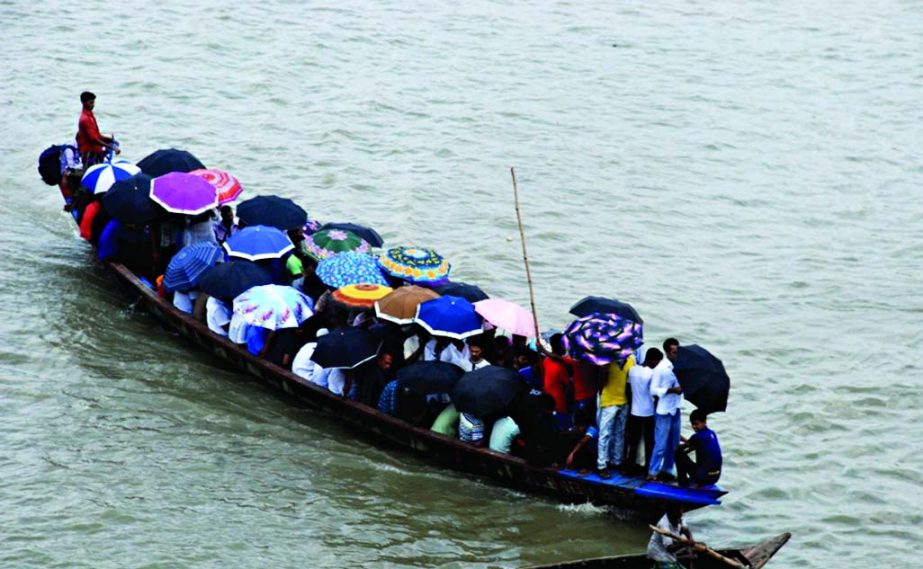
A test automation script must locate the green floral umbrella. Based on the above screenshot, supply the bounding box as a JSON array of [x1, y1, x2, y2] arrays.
[[305, 229, 370, 260]]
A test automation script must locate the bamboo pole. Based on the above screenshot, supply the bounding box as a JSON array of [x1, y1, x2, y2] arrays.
[[510, 167, 542, 341], [648, 524, 749, 569]]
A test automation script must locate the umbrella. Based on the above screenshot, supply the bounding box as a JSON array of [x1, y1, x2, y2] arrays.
[[379, 246, 451, 286], [199, 261, 274, 299], [319, 222, 384, 248], [315, 252, 389, 288], [137, 148, 206, 177], [232, 284, 314, 330], [415, 295, 483, 340], [223, 225, 294, 261], [569, 295, 644, 324], [188, 168, 243, 204], [397, 361, 465, 394], [163, 242, 223, 292], [81, 160, 140, 194], [562, 312, 644, 366], [102, 173, 161, 224], [474, 298, 536, 338], [450, 366, 522, 417], [331, 283, 393, 311], [236, 195, 307, 230], [374, 285, 440, 325], [433, 281, 488, 302], [673, 345, 730, 413], [150, 172, 218, 215], [306, 229, 370, 260], [310, 327, 381, 369]]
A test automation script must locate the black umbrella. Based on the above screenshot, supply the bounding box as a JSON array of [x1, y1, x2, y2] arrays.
[[397, 361, 465, 394], [137, 148, 206, 177], [673, 344, 730, 413], [569, 296, 644, 324], [311, 327, 381, 369], [433, 281, 489, 303], [198, 261, 273, 300], [319, 222, 384, 248], [450, 366, 521, 417], [237, 195, 308, 230], [102, 173, 161, 224]]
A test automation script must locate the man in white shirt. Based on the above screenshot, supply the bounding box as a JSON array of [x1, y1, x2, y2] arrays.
[[627, 348, 663, 474], [464, 339, 491, 372], [648, 338, 683, 481], [291, 329, 329, 388], [646, 505, 694, 567], [205, 297, 231, 337]]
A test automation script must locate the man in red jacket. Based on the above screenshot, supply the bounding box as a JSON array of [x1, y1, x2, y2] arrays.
[[76, 91, 118, 167]]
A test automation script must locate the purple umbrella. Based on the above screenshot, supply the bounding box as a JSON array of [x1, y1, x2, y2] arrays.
[[562, 312, 644, 365], [150, 172, 219, 215]]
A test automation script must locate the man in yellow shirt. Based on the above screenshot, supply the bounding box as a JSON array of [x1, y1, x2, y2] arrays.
[[597, 354, 635, 478]]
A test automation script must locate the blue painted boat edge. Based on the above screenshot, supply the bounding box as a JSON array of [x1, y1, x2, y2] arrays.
[[634, 482, 724, 505]]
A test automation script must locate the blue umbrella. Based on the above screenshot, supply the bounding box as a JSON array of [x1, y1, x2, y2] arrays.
[[237, 195, 308, 231], [315, 252, 389, 288], [102, 173, 161, 224], [137, 148, 206, 177], [198, 261, 274, 300], [81, 160, 140, 194], [433, 281, 489, 302], [310, 327, 381, 369], [223, 225, 294, 262], [163, 242, 224, 292], [569, 295, 644, 324], [319, 222, 384, 248], [415, 295, 483, 340], [450, 366, 522, 417]]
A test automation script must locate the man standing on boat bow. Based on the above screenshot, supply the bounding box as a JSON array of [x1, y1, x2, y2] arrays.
[[76, 91, 119, 168]]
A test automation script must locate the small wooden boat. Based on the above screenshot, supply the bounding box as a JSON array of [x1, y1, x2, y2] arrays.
[[522, 532, 790, 569]]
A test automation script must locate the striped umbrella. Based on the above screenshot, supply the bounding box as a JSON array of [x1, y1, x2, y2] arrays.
[[188, 168, 243, 204], [562, 312, 644, 366], [163, 242, 224, 292], [379, 246, 451, 286], [375, 285, 440, 325], [315, 252, 389, 288], [81, 160, 140, 194], [150, 172, 218, 215], [331, 283, 393, 311], [224, 225, 294, 261], [306, 229, 370, 260], [233, 284, 314, 330]]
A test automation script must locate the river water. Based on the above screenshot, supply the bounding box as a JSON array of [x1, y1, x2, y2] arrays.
[[1, 0, 921, 567]]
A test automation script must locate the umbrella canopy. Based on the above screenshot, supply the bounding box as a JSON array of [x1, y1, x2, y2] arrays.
[[306, 229, 370, 260], [223, 225, 294, 262], [319, 222, 384, 248], [315, 252, 389, 288], [137, 148, 206, 177], [331, 283, 393, 311], [569, 296, 644, 324], [81, 160, 140, 194], [163, 242, 223, 292], [150, 172, 218, 215], [451, 366, 521, 417], [188, 168, 243, 205], [379, 246, 451, 286], [474, 298, 536, 338], [397, 361, 465, 394], [232, 284, 314, 330], [374, 285, 440, 325], [102, 173, 161, 224], [199, 260, 274, 299], [415, 295, 483, 340], [310, 327, 381, 369], [433, 281, 489, 302], [562, 312, 644, 366], [673, 345, 730, 413], [237, 195, 307, 230]]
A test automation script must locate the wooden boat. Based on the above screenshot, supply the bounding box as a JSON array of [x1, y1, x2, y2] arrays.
[[522, 532, 790, 569], [60, 200, 727, 519]]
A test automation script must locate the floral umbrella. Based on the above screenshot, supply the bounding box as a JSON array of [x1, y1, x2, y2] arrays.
[[331, 283, 394, 311], [374, 285, 440, 325], [378, 246, 451, 286], [315, 252, 389, 288], [561, 312, 644, 365], [232, 284, 314, 330], [306, 229, 370, 260], [188, 168, 243, 204]]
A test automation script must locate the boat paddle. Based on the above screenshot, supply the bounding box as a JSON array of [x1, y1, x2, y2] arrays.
[[648, 524, 750, 568]]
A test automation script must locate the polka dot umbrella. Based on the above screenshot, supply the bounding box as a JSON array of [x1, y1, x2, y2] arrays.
[[562, 312, 644, 366], [306, 229, 370, 260], [378, 246, 451, 286], [315, 252, 390, 289]]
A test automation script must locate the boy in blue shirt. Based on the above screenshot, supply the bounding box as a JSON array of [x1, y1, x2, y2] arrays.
[[674, 409, 722, 487]]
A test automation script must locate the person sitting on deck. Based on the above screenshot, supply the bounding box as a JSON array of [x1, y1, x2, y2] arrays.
[[458, 412, 486, 446], [291, 328, 329, 388], [647, 505, 695, 569], [674, 409, 722, 487], [172, 289, 198, 315], [205, 296, 232, 337], [431, 403, 460, 437], [487, 416, 520, 454], [354, 352, 394, 406], [508, 390, 557, 466], [561, 407, 598, 475]]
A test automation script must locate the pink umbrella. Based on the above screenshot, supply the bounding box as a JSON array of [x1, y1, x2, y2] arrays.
[[150, 172, 218, 215], [189, 168, 243, 204], [474, 298, 536, 338]]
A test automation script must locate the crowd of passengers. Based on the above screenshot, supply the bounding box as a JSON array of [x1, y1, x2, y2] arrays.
[[71, 194, 721, 488]]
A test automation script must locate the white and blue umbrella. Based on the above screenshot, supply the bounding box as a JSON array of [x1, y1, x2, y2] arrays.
[[233, 284, 314, 330], [163, 242, 224, 292], [223, 225, 294, 262], [81, 160, 141, 194], [415, 295, 483, 340]]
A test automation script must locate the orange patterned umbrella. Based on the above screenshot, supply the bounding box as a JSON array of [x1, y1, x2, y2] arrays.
[[374, 285, 440, 325], [331, 283, 394, 311]]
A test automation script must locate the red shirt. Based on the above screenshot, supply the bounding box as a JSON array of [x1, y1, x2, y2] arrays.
[[77, 108, 104, 155], [80, 201, 101, 240], [570, 357, 600, 401], [543, 357, 572, 412]]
